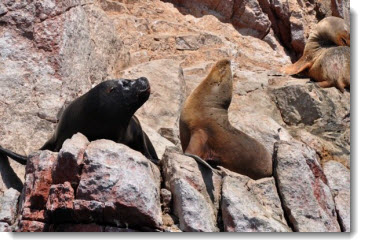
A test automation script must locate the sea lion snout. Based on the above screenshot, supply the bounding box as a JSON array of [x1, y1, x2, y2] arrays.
[[134, 77, 151, 102], [136, 77, 150, 92]]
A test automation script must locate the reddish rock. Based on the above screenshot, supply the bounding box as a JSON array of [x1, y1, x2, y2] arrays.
[[52, 133, 89, 187], [33, 14, 64, 53], [21, 208, 47, 222], [46, 182, 75, 223], [18, 220, 48, 232], [23, 151, 57, 210]]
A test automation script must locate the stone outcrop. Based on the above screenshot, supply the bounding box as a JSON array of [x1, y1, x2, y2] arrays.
[[161, 147, 221, 232], [17, 133, 163, 232], [0, 0, 350, 232], [323, 160, 351, 232], [274, 141, 341, 232], [221, 173, 291, 232]]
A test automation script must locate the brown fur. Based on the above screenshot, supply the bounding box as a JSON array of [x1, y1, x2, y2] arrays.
[[179, 59, 272, 179], [282, 17, 350, 92]]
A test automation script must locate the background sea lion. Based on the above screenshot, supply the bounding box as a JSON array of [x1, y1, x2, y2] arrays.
[[282, 16, 350, 92], [0, 78, 158, 166], [179, 59, 272, 179]]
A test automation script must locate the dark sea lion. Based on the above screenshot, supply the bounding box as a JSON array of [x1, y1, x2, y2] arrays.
[[0, 78, 158, 167], [179, 59, 272, 179], [282, 16, 350, 92]]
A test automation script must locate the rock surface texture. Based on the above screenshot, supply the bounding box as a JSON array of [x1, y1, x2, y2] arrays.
[[17, 134, 163, 232], [0, 0, 350, 232]]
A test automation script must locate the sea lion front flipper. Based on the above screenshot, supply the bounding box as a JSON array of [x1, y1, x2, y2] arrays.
[[184, 129, 208, 158], [123, 116, 159, 164], [141, 130, 159, 164]]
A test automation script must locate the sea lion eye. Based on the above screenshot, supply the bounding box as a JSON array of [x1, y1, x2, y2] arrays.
[[107, 87, 116, 93]]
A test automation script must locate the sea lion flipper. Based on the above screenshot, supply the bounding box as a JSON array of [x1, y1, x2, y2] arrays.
[[123, 116, 159, 164], [185, 129, 208, 158], [141, 130, 159, 164]]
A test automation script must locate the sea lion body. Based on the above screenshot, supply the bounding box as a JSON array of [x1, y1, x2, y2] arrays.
[[1, 78, 158, 165], [282, 17, 350, 92], [180, 59, 272, 179]]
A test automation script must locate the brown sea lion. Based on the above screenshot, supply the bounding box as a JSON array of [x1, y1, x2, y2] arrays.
[[179, 59, 272, 179], [282, 16, 350, 92]]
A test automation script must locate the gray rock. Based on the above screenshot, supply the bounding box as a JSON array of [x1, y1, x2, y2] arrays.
[[274, 141, 341, 232], [0, 188, 20, 225], [160, 188, 172, 214], [175, 33, 222, 51], [76, 139, 163, 229], [230, 112, 293, 157], [0, 3, 8, 16], [221, 174, 291, 232], [158, 127, 181, 147], [230, 89, 286, 126], [53, 133, 89, 186], [323, 160, 350, 232], [269, 80, 350, 167], [161, 148, 221, 232], [247, 177, 289, 227], [0, 222, 10, 232]]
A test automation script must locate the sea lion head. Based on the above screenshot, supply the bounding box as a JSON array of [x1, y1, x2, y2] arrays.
[[316, 16, 350, 47], [94, 77, 151, 116], [203, 59, 233, 109]]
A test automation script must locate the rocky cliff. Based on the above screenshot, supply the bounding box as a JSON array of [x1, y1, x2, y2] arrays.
[[0, 0, 350, 232]]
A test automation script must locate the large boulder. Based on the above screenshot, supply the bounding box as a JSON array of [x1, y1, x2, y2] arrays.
[[161, 147, 221, 232], [274, 141, 341, 232], [76, 139, 163, 229], [269, 78, 350, 167], [18, 133, 163, 232], [221, 171, 291, 232]]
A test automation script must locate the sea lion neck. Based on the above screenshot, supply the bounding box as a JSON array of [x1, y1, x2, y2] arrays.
[[188, 79, 231, 111]]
